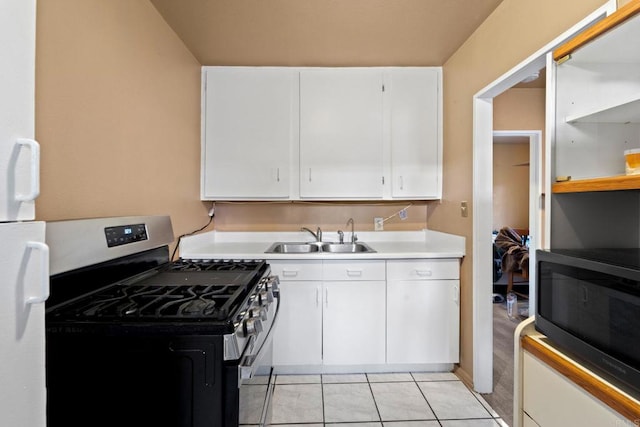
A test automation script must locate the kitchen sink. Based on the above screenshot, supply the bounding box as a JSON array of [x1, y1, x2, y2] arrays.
[[265, 241, 375, 254], [265, 242, 320, 253], [321, 243, 375, 253]]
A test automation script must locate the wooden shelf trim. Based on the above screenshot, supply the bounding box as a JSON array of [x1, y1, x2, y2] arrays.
[[522, 336, 640, 422], [553, 0, 640, 62], [552, 174, 640, 193]]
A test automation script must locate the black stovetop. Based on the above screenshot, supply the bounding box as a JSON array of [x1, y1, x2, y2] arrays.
[[47, 254, 268, 324]]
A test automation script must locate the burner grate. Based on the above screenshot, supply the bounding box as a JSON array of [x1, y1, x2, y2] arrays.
[[54, 284, 247, 321], [168, 259, 264, 272]]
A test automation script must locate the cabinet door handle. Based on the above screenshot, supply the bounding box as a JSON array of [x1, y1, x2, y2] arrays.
[[325, 288, 329, 308], [15, 138, 41, 202], [316, 287, 320, 307], [276, 167, 280, 182], [308, 168, 312, 182], [346, 269, 363, 277], [454, 285, 460, 304], [281, 269, 299, 277], [400, 175, 404, 191], [415, 269, 432, 277]]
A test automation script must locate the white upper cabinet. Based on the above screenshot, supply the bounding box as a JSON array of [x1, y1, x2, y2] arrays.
[[201, 67, 298, 200], [299, 69, 384, 199], [386, 68, 441, 199], [201, 66, 442, 201], [0, 0, 39, 221]]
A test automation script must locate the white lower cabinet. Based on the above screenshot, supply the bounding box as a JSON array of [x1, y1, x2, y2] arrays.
[[386, 259, 460, 364], [323, 280, 386, 365], [523, 351, 628, 426], [523, 412, 541, 427], [270, 261, 322, 366], [271, 258, 459, 369], [271, 260, 385, 366], [272, 280, 322, 365]]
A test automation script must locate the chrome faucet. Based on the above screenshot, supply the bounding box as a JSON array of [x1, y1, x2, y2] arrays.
[[301, 226, 322, 242], [346, 218, 357, 243]]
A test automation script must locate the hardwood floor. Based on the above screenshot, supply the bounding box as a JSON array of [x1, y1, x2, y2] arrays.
[[480, 298, 528, 426]]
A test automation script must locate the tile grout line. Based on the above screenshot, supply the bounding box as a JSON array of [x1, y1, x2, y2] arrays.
[[365, 373, 384, 424], [271, 373, 503, 426], [411, 372, 441, 424]]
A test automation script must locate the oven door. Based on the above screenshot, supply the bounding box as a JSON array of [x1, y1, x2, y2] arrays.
[[238, 292, 279, 426]]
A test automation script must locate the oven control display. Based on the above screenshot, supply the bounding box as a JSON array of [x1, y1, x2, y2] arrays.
[[104, 223, 148, 247]]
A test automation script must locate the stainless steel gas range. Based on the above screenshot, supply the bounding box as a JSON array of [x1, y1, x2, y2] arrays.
[[45, 216, 279, 427]]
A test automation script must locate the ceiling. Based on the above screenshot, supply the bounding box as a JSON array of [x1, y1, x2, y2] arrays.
[[150, 0, 505, 66]]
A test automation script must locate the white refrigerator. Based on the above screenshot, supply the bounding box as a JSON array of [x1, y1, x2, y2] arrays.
[[0, 0, 49, 426]]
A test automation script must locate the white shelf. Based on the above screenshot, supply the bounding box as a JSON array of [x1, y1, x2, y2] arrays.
[[566, 94, 640, 124]]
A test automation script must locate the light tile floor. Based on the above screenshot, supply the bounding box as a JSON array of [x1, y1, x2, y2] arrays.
[[269, 373, 509, 427]]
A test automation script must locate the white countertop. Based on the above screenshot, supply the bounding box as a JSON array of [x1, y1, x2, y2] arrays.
[[180, 229, 465, 260]]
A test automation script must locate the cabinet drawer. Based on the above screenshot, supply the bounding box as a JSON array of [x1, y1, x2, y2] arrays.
[[322, 260, 386, 281], [269, 260, 322, 281], [523, 352, 626, 426], [387, 259, 459, 281]]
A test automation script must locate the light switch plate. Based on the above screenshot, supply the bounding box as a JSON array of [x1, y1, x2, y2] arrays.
[[461, 201, 468, 218], [374, 217, 384, 231]]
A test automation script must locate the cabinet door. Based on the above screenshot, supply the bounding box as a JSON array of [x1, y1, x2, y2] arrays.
[[272, 281, 322, 366], [0, 0, 38, 221], [202, 67, 297, 199], [523, 352, 628, 426], [387, 69, 441, 199], [387, 280, 459, 364], [322, 281, 386, 365], [0, 221, 48, 427], [300, 69, 384, 199]]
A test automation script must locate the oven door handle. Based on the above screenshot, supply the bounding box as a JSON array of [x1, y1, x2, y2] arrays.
[[239, 297, 280, 381], [239, 336, 258, 380]]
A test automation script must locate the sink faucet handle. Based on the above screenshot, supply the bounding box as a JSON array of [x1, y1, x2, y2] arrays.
[[337, 230, 344, 244]]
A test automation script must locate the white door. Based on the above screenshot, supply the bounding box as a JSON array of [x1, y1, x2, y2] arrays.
[[387, 280, 460, 364], [387, 68, 441, 199], [202, 67, 297, 199], [0, 221, 48, 427], [300, 69, 384, 199], [0, 0, 39, 221], [322, 281, 386, 365], [272, 281, 323, 366]]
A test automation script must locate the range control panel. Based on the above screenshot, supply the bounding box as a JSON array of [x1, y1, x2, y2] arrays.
[[104, 223, 148, 248]]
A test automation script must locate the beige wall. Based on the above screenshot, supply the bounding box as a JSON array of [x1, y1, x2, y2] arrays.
[[493, 87, 546, 231], [34, 0, 616, 386], [35, 0, 204, 240], [433, 0, 608, 383], [493, 143, 530, 230]]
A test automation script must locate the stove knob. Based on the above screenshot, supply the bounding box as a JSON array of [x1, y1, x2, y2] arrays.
[[243, 318, 263, 337], [266, 276, 280, 293], [258, 289, 274, 306], [249, 306, 268, 321]]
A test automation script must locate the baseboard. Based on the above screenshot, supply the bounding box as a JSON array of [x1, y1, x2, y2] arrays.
[[454, 365, 474, 389]]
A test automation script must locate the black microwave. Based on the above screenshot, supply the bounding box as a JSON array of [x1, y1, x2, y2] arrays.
[[536, 249, 640, 396]]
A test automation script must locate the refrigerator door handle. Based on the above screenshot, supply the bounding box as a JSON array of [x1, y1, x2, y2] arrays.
[[15, 138, 40, 202], [25, 241, 49, 304]]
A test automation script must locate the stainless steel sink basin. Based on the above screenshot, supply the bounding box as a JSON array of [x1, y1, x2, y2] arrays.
[[265, 241, 375, 254], [265, 242, 320, 253], [321, 243, 376, 253]]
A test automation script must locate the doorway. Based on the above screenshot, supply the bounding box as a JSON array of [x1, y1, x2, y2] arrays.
[[470, 1, 615, 397], [482, 130, 540, 425]]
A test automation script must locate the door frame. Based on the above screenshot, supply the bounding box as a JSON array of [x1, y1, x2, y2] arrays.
[[471, 1, 616, 393]]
